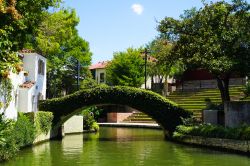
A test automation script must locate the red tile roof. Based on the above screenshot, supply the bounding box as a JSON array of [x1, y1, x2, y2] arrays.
[[19, 81, 35, 89], [19, 49, 35, 53], [19, 49, 46, 58], [89, 61, 109, 70]]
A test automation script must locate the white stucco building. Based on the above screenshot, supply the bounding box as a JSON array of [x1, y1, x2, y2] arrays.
[[0, 51, 47, 119], [89, 61, 108, 84]]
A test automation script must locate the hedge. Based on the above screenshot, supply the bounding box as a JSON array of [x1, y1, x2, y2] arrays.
[[0, 111, 53, 162], [35, 112, 53, 135], [39, 86, 191, 133], [173, 124, 250, 140], [0, 114, 17, 161]]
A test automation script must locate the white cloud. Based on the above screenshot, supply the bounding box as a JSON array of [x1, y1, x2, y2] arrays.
[[131, 4, 144, 15]]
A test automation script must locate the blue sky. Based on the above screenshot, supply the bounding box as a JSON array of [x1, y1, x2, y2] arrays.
[[63, 0, 245, 64]]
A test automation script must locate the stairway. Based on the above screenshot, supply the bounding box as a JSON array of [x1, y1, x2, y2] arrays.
[[166, 86, 245, 120], [122, 112, 156, 123]]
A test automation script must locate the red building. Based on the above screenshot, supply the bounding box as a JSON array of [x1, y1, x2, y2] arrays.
[[175, 69, 246, 91]]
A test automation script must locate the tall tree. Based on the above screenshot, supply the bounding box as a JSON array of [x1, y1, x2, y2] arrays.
[[30, 9, 92, 98], [147, 37, 185, 95], [106, 48, 144, 87], [0, 0, 61, 76], [158, 0, 250, 102]]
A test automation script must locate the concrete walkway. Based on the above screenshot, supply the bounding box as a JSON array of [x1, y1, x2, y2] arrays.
[[98, 123, 162, 129]]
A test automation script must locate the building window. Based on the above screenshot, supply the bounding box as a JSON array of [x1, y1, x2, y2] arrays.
[[38, 59, 45, 75], [100, 73, 105, 83]]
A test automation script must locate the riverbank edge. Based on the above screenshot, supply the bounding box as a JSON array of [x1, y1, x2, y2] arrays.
[[32, 123, 161, 145], [173, 135, 250, 155], [98, 123, 162, 129]]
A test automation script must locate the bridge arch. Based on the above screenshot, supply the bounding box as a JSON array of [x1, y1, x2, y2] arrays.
[[39, 86, 191, 137]]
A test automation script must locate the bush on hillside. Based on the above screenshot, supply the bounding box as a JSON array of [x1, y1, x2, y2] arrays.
[[173, 124, 250, 140], [243, 81, 250, 97]]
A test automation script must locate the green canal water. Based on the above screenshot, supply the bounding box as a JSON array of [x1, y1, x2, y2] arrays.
[[2, 127, 250, 166]]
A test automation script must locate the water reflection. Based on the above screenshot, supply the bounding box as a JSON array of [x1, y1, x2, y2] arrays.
[[2, 127, 250, 166]]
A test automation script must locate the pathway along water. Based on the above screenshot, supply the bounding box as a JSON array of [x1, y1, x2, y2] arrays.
[[3, 127, 250, 166]]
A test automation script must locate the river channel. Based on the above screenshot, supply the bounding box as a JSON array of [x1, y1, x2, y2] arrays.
[[2, 127, 250, 166]]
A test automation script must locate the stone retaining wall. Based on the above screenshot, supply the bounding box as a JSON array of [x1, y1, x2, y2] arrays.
[[63, 115, 83, 134], [225, 101, 250, 127], [33, 131, 51, 144], [177, 135, 250, 153]]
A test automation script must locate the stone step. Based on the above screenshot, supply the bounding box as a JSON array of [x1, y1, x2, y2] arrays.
[[122, 112, 156, 123]]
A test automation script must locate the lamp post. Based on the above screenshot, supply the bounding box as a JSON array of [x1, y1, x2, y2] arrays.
[[141, 48, 151, 89], [76, 59, 80, 90]]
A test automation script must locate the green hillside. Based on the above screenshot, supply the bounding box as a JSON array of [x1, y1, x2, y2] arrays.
[[167, 86, 246, 119]]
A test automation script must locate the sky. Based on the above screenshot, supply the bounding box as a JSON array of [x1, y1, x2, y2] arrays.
[[62, 0, 244, 64]]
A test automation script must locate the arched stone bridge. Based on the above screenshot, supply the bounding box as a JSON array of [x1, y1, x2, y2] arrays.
[[39, 86, 191, 137]]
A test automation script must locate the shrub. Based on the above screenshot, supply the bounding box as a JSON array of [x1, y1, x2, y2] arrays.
[[91, 122, 99, 132], [13, 113, 36, 148], [35, 112, 53, 135], [240, 126, 250, 140], [243, 81, 250, 97], [0, 114, 17, 161], [0, 111, 54, 162], [173, 123, 250, 140], [81, 78, 98, 89], [82, 108, 95, 130], [82, 107, 101, 131]]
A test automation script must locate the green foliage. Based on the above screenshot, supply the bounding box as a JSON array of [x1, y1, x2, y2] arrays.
[[106, 48, 144, 87], [0, 0, 62, 51], [0, 78, 13, 112], [0, 0, 61, 79], [32, 9, 92, 98], [91, 122, 99, 132], [147, 37, 184, 80], [173, 124, 250, 140], [0, 53, 20, 77], [82, 106, 102, 131], [0, 112, 54, 161], [35, 112, 53, 135], [13, 113, 36, 148], [0, 114, 17, 162], [158, 0, 250, 102], [81, 78, 99, 89], [39, 86, 191, 133], [243, 81, 250, 97], [82, 108, 95, 130]]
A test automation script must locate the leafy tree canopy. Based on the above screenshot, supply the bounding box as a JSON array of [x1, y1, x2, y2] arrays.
[[158, 0, 250, 102], [28, 9, 92, 98], [0, 0, 61, 77], [147, 37, 185, 82], [106, 48, 144, 87]]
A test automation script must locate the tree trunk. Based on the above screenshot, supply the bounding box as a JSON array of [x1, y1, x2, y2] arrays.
[[162, 80, 168, 97], [216, 76, 230, 103]]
